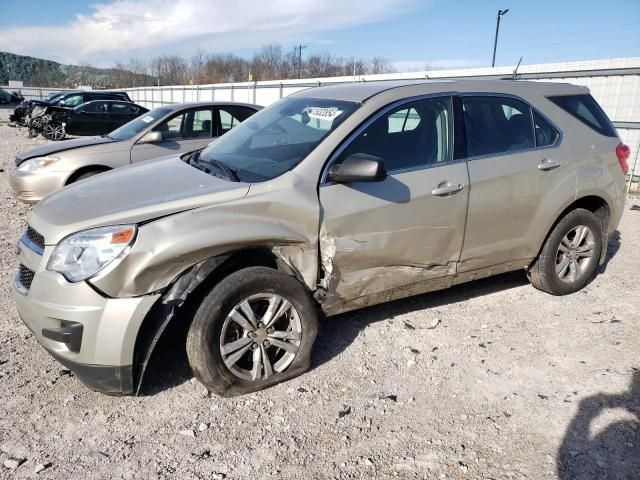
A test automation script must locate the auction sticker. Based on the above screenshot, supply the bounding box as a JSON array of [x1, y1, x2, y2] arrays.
[[306, 107, 343, 121], [141, 116, 155, 123]]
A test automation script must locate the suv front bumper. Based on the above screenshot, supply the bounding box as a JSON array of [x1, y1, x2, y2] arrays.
[[13, 266, 159, 394]]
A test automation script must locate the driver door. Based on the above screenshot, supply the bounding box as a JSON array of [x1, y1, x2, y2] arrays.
[[319, 96, 469, 308]]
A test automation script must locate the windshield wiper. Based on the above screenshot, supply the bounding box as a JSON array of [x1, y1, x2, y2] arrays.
[[188, 150, 240, 182]]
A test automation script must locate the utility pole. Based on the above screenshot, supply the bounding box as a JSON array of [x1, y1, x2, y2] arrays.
[[298, 44, 307, 79], [491, 9, 509, 67]]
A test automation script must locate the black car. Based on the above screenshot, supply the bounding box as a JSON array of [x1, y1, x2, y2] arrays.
[[10, 90, 132, 125], [39, 100, 148, 140]]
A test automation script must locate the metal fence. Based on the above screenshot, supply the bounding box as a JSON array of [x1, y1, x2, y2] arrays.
[[3, 57, 640, 181]]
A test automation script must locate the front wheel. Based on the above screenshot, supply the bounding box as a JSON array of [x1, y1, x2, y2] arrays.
[[43, 122, 66, 141], [528, 208, 603, 295], [186, 267, 319, 397]]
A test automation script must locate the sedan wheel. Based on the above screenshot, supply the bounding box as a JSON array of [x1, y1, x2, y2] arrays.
[[43, 123, 66, 141]]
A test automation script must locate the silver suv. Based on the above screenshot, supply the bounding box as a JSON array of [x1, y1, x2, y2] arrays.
[[13, 80, 629, 397]]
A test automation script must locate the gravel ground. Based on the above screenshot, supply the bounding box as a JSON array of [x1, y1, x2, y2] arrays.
[[0, 104, 638, 480]]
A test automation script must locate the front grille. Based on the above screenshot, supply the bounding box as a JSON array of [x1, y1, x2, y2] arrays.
[[18, 264, 35, 291], [24, 226, 45, 251]]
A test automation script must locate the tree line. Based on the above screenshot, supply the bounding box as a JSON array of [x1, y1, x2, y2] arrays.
[[109, 43, 396, 87]]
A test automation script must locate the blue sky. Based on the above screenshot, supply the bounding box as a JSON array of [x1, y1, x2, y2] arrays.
[[0, 0, 638, 69]]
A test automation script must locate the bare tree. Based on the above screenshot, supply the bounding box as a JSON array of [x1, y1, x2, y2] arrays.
[[150, 55, 188, 85], [370, 57, 396, 75]]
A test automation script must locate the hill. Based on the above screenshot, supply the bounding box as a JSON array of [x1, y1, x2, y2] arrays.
[[0, 51, 153, 88]]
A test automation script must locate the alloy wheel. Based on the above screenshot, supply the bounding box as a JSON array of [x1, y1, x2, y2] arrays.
[[555, 225, 595, 283], [43, 123, 65, 141], [219, 293, 302, 382]]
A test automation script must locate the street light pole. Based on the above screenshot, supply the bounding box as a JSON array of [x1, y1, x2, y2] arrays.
[[298, 44, 307, 79], [491, 9, 509, 67]]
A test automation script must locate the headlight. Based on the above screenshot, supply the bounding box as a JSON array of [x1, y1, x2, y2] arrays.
[[47, 225, 137, 282], [18, 156, 60, 172]]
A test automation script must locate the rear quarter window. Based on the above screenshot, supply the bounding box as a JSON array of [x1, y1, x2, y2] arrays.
[[548, 94, 617, 137]]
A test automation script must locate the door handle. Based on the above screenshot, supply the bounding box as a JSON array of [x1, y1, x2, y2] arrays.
[[537, 158, 562, 171], [431, 183, 464, 196]]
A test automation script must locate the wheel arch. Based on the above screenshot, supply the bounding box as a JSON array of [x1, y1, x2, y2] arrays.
[[65, 165, 112, 185], [130, 246, 310, 395]]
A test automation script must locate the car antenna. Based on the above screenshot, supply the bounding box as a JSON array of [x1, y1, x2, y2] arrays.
[[512, 56, 523, 80]]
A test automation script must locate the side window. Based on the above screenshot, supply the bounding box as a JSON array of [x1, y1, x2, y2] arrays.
[[154, 111, 186, 140], [83, 101, 109, 113], [187, 109, 213, 139], [533, 111, 559, 147], [218, 106, 255, 135], [338, 97, 453, 171], [110, 103, 131, 114], [548, 94, 617, 137], [388, 108, 421, 133], [462, 96, 534, 157], [63, 94, 84, 107]]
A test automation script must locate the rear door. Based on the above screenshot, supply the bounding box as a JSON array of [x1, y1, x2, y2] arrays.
[[457, 94, 562, 272], [319, 96, 469, 306], [130, 106, 215, 163], [109, 102, 138, 132]]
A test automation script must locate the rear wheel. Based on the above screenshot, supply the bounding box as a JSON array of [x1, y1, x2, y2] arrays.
[[528, 208, 602, 295], [186, 267, 319, 397]]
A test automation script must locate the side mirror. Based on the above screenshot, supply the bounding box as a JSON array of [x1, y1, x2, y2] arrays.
[[327, 153, 387, 183], [138, 131, 163, 144], [57, 100, 65, 106]]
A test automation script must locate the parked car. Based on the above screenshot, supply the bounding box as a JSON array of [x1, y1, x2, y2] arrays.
[[33, 100, 149, 141], [10, 90, 132, 126], [10, 101, 260, 203], [0, 88, 24, 104], [14, 80, 628, 397]]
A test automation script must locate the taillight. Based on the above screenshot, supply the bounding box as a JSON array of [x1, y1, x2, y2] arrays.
[[616, 142, 630, 175]]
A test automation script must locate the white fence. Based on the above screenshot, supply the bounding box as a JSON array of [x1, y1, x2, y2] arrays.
[[4, 57, 640, 179]]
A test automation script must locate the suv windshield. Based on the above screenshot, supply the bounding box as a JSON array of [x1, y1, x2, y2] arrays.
[[194, 97, 358, 182], [108, 107, 172, 141]]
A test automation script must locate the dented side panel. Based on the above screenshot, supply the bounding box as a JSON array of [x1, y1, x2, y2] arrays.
[[318, 163, 470, 313], [91, 172, 321, 298]]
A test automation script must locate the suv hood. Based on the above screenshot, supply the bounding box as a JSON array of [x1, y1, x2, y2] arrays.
[[29, 156, 249, 245], [15, 136, 115, 164]]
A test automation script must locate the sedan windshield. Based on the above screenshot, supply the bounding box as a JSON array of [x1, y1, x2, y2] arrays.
[[194, 97, 358, 182], [107, 106, 172, 141]]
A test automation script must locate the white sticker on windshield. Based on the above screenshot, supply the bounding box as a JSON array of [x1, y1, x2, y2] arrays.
[[306, 107, 343, 121], [141, 115, 155, 123]]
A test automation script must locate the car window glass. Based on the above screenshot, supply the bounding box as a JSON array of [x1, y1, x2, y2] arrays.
[[187, 109, 213, 139], [388, 108, 421, 133], [155, 112, 185, 140], [548, 94, 617, 137], [111, 102, 131, 114], [63, 94, 84, 107], [218, 106, 255, 135], [338, 97, 453, 171], [533, 111, 559, 147], [83, 101, 109, 113], [462, 96, 534, 157]]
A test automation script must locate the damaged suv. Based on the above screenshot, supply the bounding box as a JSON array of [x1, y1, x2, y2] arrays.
[[14, 80, 628, 397]]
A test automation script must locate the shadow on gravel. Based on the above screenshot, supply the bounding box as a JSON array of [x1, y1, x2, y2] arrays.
[[557, 370, 640, 479], [599, 229, 621, 274], [311, 270, 529, 370]]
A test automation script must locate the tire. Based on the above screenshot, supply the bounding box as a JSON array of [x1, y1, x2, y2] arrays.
[[43, 123, 66, 141], [528, 208, 603, 295], [186, 266, 319, 397]]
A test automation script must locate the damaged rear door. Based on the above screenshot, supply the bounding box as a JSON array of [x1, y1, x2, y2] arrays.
[[318, 95, 469, 311]]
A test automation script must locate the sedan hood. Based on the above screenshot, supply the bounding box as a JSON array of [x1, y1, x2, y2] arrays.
[[29, 157, 249, 245], [15, 136, 115, 164]]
